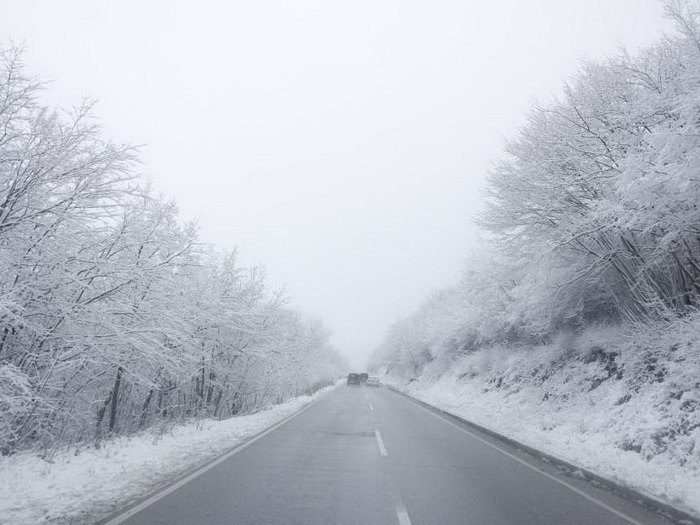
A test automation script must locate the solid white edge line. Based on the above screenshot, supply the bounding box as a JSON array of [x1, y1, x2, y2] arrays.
[[401, 395, 646, 525], [103, 394, 327, 525], [375, 429, 388, 456]]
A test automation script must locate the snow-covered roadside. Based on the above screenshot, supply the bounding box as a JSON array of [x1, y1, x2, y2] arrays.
[[0, 383, 338, 525], [382, 322, 700, 518]]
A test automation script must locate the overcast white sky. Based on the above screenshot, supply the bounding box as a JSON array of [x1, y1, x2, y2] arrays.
[[0, 0, 674, 368]]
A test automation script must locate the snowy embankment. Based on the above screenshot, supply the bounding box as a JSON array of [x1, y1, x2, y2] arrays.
[[385, 320, 700, 517], [0, 384, 338, 525]]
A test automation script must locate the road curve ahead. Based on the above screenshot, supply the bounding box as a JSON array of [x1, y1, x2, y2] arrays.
[[106, 386, 681, 525]]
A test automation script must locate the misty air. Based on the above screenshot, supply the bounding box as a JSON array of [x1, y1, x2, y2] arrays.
[[0, 1, 699, 524]]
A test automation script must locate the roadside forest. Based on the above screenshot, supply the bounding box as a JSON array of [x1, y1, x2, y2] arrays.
[[0, 47, 345, 456], [375, 0, 700, 383], [370, 0, 700, 501]]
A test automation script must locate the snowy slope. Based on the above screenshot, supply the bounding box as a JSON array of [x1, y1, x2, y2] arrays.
[[384, 320, 700, 517]]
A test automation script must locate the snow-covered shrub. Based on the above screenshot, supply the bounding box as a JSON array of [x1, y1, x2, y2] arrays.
[[0, 365, 33, 454]]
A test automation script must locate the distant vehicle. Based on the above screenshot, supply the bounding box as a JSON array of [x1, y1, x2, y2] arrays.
[[366, 376, 380, 387], [347, 373, 361, 386], [359, 373, 369, 384]]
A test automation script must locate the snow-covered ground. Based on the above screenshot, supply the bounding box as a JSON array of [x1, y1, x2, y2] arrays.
[[384, 321, 700, 518], [0, 384, 338, 525]]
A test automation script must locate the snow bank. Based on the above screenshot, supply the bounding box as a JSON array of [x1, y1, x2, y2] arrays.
[[385, 319, 700, 517], [0, 384, 338, 525]]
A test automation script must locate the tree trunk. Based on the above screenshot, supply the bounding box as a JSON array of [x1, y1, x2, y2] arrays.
[[94, 389, 114, 449], [139, 387, 155, 430], [108, 366, 123, 434]]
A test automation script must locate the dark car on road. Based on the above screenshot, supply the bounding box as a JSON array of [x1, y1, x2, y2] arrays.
[[359, 373, 368, 384], [347, 373, 361, 386]]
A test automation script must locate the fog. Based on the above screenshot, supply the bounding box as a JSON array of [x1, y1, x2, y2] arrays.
[[0, 0, 672, 368]]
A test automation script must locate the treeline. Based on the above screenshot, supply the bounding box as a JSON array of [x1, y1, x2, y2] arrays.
[[371, 1, 700, 374], [0, 47, 345, 455]]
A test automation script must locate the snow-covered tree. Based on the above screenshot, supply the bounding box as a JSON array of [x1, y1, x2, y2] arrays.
[[372, 0, 700, 374], [0, 46, 345, 455]]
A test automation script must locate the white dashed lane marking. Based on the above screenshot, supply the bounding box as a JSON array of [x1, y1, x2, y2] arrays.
[[396, 504, 412, 525], [368, 402, 374, 411], [374, 429, 388, 456]]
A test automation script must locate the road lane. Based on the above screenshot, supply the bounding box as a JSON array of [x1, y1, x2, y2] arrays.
[[113, 387, 397, 525], [108, 386, 683, 525]]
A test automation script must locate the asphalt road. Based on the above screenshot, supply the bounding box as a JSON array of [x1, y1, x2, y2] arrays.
[[106, 386, 682, 525]]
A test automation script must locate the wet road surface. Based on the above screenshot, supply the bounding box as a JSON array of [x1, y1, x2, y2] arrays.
[[106, 386, 680, 525]]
